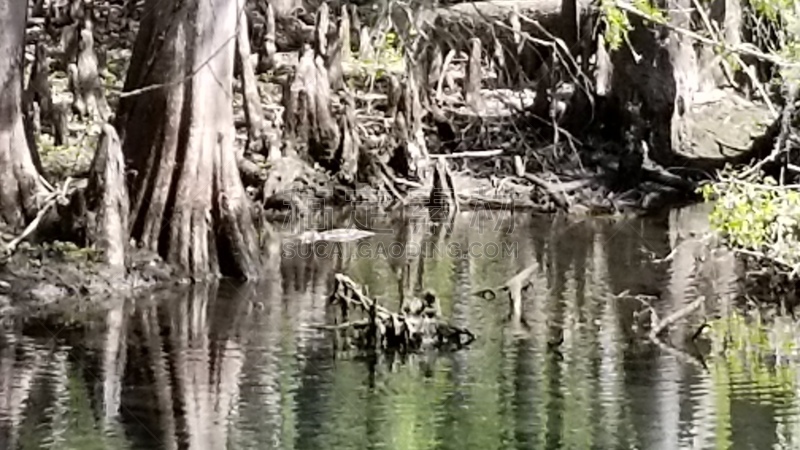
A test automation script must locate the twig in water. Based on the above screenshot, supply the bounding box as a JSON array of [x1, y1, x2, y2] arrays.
[[650, 333, 708, 370], [649, 297, 704, 339], [691, 321, 710, 342]]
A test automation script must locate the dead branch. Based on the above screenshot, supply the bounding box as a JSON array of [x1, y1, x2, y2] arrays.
[[6, 179, 75, 253], [472, 263, 538, 324], [433, 149, 503, 159], [521, 173, 570, 210]]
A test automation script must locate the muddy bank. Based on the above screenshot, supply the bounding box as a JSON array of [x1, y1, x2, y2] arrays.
[[0, 244, 181, 321]]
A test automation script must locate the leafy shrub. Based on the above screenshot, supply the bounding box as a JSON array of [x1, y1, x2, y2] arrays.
[[702, 176, 800, 269]]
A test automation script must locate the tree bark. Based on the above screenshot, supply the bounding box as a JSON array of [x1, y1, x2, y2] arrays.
[[120, 0, 262, 279], [22, 42, 48, 175], [606, 0, 700, 166], [0, 0, 44, 229], [86, 124, 128, 271], [236, 0, 270, 158], [283, 35, 340, 171], [255, 2, 277, 73]]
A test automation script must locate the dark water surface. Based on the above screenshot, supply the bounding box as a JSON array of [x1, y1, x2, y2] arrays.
[[1, 205, 799, 450]]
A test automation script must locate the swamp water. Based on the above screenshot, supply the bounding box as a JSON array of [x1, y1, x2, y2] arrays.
[[1, 204, 800, 450]]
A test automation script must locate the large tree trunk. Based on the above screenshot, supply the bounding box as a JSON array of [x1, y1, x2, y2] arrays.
[[0, 0, 44, 229], [599, 19, 660, 167], [119, 0, 262, 279], [605, 0, 714, 167]]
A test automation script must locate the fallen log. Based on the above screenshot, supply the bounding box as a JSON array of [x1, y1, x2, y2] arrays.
[[432, 149, 502, 159], [520, 173, 570, 210], [424, 0, 587, 33], [320, 273, 475, 351]]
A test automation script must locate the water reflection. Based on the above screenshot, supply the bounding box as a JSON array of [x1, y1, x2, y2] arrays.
[[1, 205, 799, 449]]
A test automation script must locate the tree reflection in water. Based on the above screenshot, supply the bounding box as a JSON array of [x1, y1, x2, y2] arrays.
[[0, 206, 798, 450]]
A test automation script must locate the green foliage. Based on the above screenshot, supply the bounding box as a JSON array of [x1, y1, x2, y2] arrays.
[[702, 176, 800, 267], [41, 240, 103, 263], [348, 30, 405, 83], [38, 123, 98, 181], [601, 0, 631, 51], [600, 0, 666, 51], [743, 0, 800, 81], [632, 0, 667, 23], [749, 0, 794, 23]]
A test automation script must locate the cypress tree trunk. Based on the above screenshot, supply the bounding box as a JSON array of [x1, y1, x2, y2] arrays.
[[606, 0, 700, 166], [119, 0, 262, 279], [0, 0, 44, 229]]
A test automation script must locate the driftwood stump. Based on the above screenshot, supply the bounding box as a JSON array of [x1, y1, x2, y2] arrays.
[[283, 44, 340, 167], [256, 3, 277, 72], [282, 5, 345, 172], [24, 42, 54, 140], [358, 26, 373, 60], [337, 93, 359, 184], [50, 0, 83, 68], [326, 4, 348, 91], [86, 124, 128, 271], [388, 69, 430, 181]]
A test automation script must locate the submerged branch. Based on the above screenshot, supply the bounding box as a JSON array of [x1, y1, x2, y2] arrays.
[[649, 297, 705, 339], [321, 274, 475, 351]]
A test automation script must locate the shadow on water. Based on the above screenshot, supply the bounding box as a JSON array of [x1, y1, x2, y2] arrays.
[[1, 204, 799, 449]]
